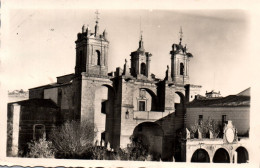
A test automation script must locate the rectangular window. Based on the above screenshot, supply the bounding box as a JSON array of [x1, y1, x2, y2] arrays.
[[101, 100, 107, 114], [33, 124, 45, 140], [139, 101, 146, 111], [198, 115, 203, 125]]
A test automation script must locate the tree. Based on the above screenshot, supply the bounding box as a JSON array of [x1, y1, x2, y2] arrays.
[[50, 119, 97, 158], [124, 135, 149, 161], [189, 117, 220, 139], [27, 136, 56, 158]]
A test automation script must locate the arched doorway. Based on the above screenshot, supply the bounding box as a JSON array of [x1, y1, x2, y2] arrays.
[[236, 146, 249, 163], [133, 122, 163, 160], [191, 149, 210, 163], [213, 148, 230, 163]]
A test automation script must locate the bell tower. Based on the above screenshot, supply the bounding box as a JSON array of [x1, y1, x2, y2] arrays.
[[130, 32, 152, 79], [75, 10, 109, 77], [170, 27, 193, 84]]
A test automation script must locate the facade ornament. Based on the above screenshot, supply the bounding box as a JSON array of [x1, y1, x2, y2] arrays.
[[223, 120, 237, 143]]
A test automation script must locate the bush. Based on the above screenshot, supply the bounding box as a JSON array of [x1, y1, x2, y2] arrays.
[[189, 117, 220, 139], [27, 136, 56, 158], [124, 135, 149, 161], [50, 119, 97, 158]]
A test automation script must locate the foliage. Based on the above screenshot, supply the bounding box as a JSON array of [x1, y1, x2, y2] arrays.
[[123, 135, 149, 161], [7, 120, 13, 156], [50, 119, 97, 157], [89, 146, 110, 160], [27, 136, 56, 158], [189, 117, 220, 139]]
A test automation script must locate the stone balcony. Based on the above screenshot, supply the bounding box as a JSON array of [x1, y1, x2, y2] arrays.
[[133, 111, 172, 121]]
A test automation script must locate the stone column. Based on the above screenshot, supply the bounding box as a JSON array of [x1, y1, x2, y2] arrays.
[[233, 151, 237, 163], [12, 103, 21, 156]]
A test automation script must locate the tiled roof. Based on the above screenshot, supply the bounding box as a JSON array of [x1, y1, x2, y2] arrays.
[[187, 95, 250, 107], [8, 98, 59, 108]]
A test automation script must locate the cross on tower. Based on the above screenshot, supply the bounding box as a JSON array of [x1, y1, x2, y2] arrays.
[[179, 26, 183, 43], [140, 30, 143, 40], [140, 16, 143, 40], [95, 10, 100, 23]]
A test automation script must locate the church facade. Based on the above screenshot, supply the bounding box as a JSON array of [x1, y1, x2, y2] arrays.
[[7, 17, 203, 160]]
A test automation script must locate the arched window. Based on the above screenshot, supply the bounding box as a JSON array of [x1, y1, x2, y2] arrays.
[[96, 50, 101, 65], [141, 63, 146, 75], [180, 63, 184, 75]]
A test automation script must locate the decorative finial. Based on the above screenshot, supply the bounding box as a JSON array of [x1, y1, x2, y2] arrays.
[[82, 24, 85, 33], [95, 10, 100, 24], [140, 16, 143, 41], [94, 10, 100, 37], [179, 26, 183, 44]]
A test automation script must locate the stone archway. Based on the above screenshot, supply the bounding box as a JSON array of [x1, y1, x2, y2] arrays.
[[191, 149, 210, 163], [213, 148, 230, 163], [236, 146, 249, 163], [139, 88, 158, 111], [133, 122, 163, 160]]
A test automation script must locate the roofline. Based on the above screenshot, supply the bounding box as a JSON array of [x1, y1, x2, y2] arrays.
[[28, 83, 56, 90], [56, 73, 75, 78], [29, 82, 72, 90]]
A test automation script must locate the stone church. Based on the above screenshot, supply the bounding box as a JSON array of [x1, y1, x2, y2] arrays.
[[7, 16, 203, 160]]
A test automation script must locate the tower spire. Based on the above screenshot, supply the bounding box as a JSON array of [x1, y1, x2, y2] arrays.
[[95, 9, 100, 24], [138, 16, 144, 51], [179, 26, 183, 44], [95, 10, 100, 36]]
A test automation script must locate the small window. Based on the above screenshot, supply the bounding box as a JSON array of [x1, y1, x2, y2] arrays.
[[33, 124, 45, 140], [139, 101, 146, 111], [222, 115, 227, 126], [180, 63, 184, 75], [198, 115, 203, 125], [141, 63, 146, 75], [96, 50, 101, 65], [101, 100, 106, 114]]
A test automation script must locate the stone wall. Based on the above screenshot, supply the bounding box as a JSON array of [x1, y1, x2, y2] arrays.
[[80, 74, 112, 144], [44, 87, 58, 104], [29, 88, 44, 99], [184, 138, 250, 163], [186, 107, 250, 136], [7, 102, 58, 156]]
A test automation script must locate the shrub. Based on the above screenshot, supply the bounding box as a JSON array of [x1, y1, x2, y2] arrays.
[[189, 117, 220, 139], [125, 135, 149, 161], [50, 119, 97, 158], [27, 136, 56, 158]]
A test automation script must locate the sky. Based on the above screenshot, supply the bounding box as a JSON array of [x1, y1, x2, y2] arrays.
[[2, 9, 251, 96]]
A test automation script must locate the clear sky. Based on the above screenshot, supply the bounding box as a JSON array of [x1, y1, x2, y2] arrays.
[[2, 9, 251, 96]]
